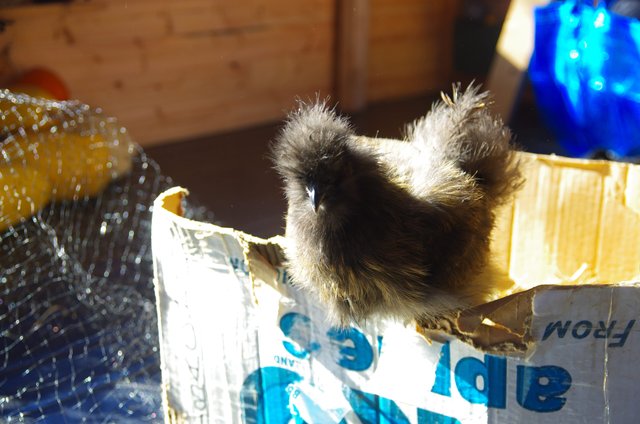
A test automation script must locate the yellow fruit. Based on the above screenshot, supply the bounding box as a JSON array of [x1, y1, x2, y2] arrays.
[[0, 166, 52, 232], [3, 131, 114, 201], [36, 132, 112, 201], [0, 95, 57, 133]]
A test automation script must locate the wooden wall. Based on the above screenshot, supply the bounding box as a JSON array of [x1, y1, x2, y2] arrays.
[[368, 0, 458, 102], [0, 0, 458, 146]]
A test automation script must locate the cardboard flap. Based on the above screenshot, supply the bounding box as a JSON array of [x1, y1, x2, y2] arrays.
[[494, 153, 640, 289]]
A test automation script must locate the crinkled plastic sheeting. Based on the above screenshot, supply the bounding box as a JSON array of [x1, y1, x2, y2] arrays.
[[530, 0, 640, 158]]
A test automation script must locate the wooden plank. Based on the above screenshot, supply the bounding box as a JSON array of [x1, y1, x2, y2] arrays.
[[336, 0, 370, 112], [0, 0, 335, 146], [0, 0, 459, 144], [368, 35, 452, 101], [95, 49, 333, 144], [367, 0, 459, 101]]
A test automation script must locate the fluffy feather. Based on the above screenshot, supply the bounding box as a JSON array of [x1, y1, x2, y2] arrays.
[[271, 84, 523, 327]]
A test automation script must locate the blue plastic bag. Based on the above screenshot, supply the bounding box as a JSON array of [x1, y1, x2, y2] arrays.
[[529, 0, 640, 157]]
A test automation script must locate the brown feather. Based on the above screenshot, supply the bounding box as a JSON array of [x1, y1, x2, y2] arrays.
[[271, 85, 523, 327]]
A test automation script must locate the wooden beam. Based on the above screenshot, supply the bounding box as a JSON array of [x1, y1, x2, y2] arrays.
[[336, 0, 370, 112], [367, 0, 458, 102]]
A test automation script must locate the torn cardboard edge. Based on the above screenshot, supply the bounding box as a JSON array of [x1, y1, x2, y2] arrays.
[[157, 149, 640, 355], [158, 187, 524, 352], [157, 185, 535, 354]]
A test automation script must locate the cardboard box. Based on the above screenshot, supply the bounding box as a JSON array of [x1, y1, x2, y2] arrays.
[[152, 151, 640, 423]]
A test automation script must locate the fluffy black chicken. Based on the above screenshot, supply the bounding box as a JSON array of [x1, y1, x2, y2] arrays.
[[271, 84, 522, 327]]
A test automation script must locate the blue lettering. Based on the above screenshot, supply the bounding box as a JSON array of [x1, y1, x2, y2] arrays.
[[280, 313, 374, 369], [516, 365, 572, 412], [240, 366, 303, 423], [274, 355, 297, 368], [276, 268, 293, 285], [229, 257, 249, 276], [542, 321, 572, 341], [454, 354, 506, 408], [327, 326, 373, 371], [431, 341, 451, 397], [571, 320, 592, 339], [347, 388, 460, 424], [609, 320, 635, 348], [347, 388, 410, 424], [279, 312, 320, 359], [543, 319, 634, 347], [594, 320, 616, 339]]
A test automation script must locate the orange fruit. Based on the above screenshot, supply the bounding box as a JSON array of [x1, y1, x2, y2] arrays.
[[10, 68, 70, 100], [8, 83, 57, 100]]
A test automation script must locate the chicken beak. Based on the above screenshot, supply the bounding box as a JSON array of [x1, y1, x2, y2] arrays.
[[306, 185, 322, 212]]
